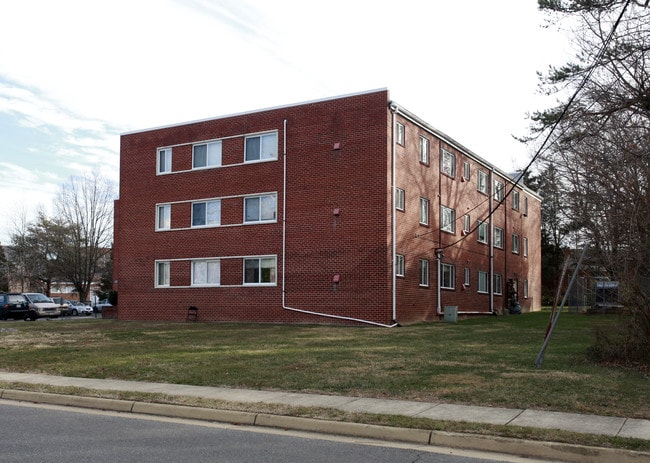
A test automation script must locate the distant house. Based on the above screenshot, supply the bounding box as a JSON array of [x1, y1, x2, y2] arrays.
[[113, 89, 541, 325]]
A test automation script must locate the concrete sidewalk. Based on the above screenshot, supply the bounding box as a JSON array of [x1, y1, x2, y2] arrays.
[[0, 372, 648, 463]]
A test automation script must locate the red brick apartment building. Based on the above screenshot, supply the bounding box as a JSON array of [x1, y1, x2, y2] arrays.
[[114, 89, 541, 325]]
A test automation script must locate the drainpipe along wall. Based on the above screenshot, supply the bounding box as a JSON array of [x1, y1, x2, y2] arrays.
[[280, 118, 398, 328]]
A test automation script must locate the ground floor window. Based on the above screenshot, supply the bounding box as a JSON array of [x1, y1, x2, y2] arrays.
[[478, 271, 488, 293], [419, 259, 429, 287], [244, 257, 277, 285], [441, 263, 455, 289]]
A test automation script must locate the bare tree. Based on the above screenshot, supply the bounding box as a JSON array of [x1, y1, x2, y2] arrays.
[[54, 171, 117, 302], [529, 0, 649, 362]]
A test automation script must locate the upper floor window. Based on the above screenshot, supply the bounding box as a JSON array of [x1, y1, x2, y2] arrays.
[[396, 122, 405, 145], [463, 214, 470, 233], [463, 267, 470, 286], [395, 254, 405, 277], [477, 170, 488, 194], [396, 187, 405, 211], [157, 204, 171, 230], [512, 233, 520, 254], [494, 226, 504, 248], [419, 259, 429, 287], [157, 148, 172, 174], [441, 263, 455, 289], [441, 149, 455, 177], [477, 221, 488, 243], [523, 237, 528, 257], [419, 136, 430, 164], [441, 205, 455, 233], [193, 141, 222, 169], [494, 180, 505, 201], [245, 194, 277, 223], [419, 197, 429, 225], [524, 196, 529, 216], [244, 256, 277, 285], [512, 190, 520, 211], [463, 161, 470, 181], [192, 200, 221, 227], [245, 132, 277, 162], [192, 259, 221, 286]]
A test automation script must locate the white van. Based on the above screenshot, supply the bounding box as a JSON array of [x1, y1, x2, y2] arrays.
[[23, 293, 61, 320]]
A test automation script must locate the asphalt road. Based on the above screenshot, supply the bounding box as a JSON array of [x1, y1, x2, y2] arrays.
[[0, 401, 543, 463]]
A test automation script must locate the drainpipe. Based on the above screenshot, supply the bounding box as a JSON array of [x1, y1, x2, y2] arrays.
[[436, 248, 443, 316], [489, 167, 495, 314], [281, 118, 398, 328], [390, 103, 399, 324]]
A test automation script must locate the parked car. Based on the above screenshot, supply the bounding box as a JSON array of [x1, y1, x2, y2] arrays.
[[23, 293, 61, 320], [0, 293, 30, 320], [93, 299, 112, 313], [68, 301, 93, 316], [51, 297, 70, 316]]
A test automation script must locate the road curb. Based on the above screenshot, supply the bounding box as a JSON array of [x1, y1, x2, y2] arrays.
[[1, 389, 648, 463]]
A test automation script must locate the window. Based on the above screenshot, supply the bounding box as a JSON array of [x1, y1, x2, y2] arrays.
[[395, 254, 405, 277], [245, 194, 277, 222], [419, 259, 429, 287], [477, 170, 488, 194], [440, 205, 455, 233], [192, 200, 221, 227], [419, 136, 429, 164], [512, 233, 520, 254], [494, 226, 504, 248], [463, 161, 470, 180], [523, 279, 529, 298], [156, 261, 170, 287], [512, 190, 520, 211], [477, 221, 488, 243], [523, 237, 528, 257], [395, 188, 405, 211], [441, 149, 455, 177], [494, 274, 503, 295], [192, 260, 220, 286], [419, 197, 429, 225], [157, 148, 172, 174], [463, 214, 470, 233], [464, 268, 470, 286], [478, 271, 488, 293], [244, 257, 276, 284], [524, 197, 529, 216], [157, 204, 171, 230], [193, 141, 222, 168], [396, 122, 405, 145], [441, 263, 455, 289], [245, 132, 277, 162], [494, 180, 504, 201]]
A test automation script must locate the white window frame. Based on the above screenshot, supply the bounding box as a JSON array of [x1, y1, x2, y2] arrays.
[[494, 273, 503, 295], [524, 197, 529, 216], [191, 259, 221, 286], [419, 197, 429, 225], [512, 190, 520, 211], [477, 170, 488, 194], [477, 221, 488, 244], [463, 161, 470, 180], [192, 200, 222, 227], [157, 148, 172, 174], [441, 149, 455, 177], [512, 233, 520, 254], [155, 261, 170, 287], [494, 226, 504, 249], [523, 237, 528, 257], [157, 204, 171, 230], [524, 279, 529, 299], [463, 267, 470, 286], [245, 132, 278, 162], [244, 194, 277, 223], [419, 136, 429, 164], [396, 122, 405, 145], [440, 205, 455, 233], [243, 256, 277, 285], [395, 254, 405, 277], [463, 214, 470, 233], [395, 188, 405, 211], [193, 141, 222, 169], [441, 263, 455, 289], [478, 271, 488, 294], [419, 259, 429, 287], [494, 180, 505, 201]]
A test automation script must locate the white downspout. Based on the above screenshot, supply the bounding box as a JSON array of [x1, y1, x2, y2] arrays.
[[281, 118, 398, 328], [390, 104, 398, 323], [489, 167, 495, 313]]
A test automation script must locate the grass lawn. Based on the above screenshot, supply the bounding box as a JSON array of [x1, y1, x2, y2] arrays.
[[0, 311, 647, 420]]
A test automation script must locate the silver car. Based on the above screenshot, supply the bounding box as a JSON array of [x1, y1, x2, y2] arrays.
[[68, 301, 93, 316]]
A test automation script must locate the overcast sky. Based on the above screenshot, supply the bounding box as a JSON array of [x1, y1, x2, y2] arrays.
[[0, 0, 569, 244]]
